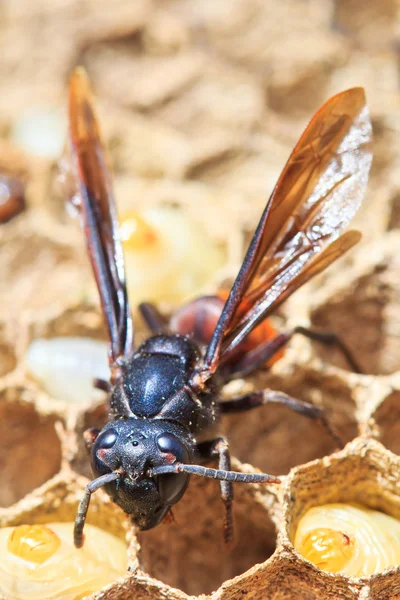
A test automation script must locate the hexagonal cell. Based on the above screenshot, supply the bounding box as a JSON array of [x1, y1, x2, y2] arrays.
[[371, 392, 400, 456], [0, 474, 130, 543], [332, 0, 398, 49], [28, 303, 107, 341], [0, 474, 132, 600], [220, 367, 358, 476], [285, 438, 400, 537], [25, 304, 112, 405], [0, 227, 89, 317], [138, 473, 277, 596], [0, 387, 62, 507], [282, 438, 400, 587], [311, 253, 400, 375]]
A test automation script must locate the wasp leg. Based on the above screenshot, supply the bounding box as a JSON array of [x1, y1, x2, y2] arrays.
[[196, 437, 235, 546], [292, 326, 361, 373], [220, 390, 342, 447], [223, 332, 292, 379], [224, 327, 361, 380], [138, 302, 168, 334], [93, 378, 111, 392]]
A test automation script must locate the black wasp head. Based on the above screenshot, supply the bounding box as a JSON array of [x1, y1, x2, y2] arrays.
[[90, 419, 193, 530]]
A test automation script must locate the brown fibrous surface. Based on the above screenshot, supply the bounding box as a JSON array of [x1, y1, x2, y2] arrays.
[[1, 1, 400, 599]]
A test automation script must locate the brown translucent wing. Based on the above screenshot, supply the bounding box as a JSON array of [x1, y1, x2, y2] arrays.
[[68, 67, 134, 369], [204, 88, 372, 372], [223, 230, 361, 358]]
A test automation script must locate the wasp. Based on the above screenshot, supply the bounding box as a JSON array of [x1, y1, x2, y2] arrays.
[[68, 68, 372, 547]]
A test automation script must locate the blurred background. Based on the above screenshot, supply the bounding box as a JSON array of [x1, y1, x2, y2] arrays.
[[1, 5, 400, 595], [0, 0, 399, 324]]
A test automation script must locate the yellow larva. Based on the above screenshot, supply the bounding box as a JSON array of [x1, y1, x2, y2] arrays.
[[294, 503, 400, 576], [0, 522, 128, 600], [120, 206, 226, 305]]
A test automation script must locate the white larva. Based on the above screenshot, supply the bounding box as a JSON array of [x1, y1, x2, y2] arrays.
[[120, 205, 226, 305], [26, 337, 109, 404], [11, 107, 67, 160], [0, 522, 127, 600], [294, 503, 400, 576]]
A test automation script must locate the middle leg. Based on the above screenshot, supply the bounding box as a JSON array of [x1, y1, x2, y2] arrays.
[[219, 389, 342, 447], [196, 436, 235, 546]]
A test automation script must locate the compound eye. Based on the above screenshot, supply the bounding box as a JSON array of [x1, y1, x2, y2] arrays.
[[156, 433, 190, 504], [157, 433, 188, 463], [95, 428, 118, 449], [91, 428, 118, 477]]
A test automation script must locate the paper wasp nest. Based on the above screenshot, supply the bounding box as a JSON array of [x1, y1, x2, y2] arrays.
[[1, 0, 400, 598]]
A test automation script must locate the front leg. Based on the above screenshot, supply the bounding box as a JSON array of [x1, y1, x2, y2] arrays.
[[220, 390, 342, 447], [196, 437, 234, 546]]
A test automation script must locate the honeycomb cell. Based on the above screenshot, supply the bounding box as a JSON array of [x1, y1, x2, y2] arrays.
[[372, 392, 400, 456], [332, 0, 398, 49], [0, 229, 89, 317], [30, 304, 107, 340], [0, 522, 128, 600], [0, 475, 131, 543], [221, 368, 358, 476], [138, 469, 277, 596], [26, 305, 110, 404], [311, 238, 400, 375], [294, 504, 400, 577], [283, 437, 400, 560], [26, 336, 109, 404], [0, 476, 132, 600], [0, 388, 62, 507]]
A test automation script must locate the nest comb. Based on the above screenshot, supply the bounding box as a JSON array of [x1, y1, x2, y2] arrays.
[[2, 0, 400, 598]]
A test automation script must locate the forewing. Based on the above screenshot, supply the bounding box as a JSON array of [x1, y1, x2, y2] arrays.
[[204, 88, 372, 372], [68, 67, 134, 368]]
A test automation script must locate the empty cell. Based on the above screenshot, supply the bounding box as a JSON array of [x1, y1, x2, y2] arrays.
[[0, 476, 131, 600], [372, 392, 400, 456], [311, 264, 400, 375], [0, 394, 62, 507], [221, 369, 358, 476], [138, 474, 277, 596]]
